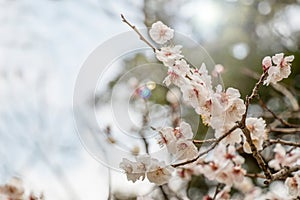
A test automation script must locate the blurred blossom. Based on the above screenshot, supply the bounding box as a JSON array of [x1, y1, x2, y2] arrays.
[[258, 1, 272, 15], [232, 42, 249, 60]]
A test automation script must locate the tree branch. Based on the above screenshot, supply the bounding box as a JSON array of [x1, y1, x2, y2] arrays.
[[121, 14, 156, 52], [269, 127, 300, 134], [259, 98, 299, 128], [268, 139, 300, 147], [265, 165, 300, 185]]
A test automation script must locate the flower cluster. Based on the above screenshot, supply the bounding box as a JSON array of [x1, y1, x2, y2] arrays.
[[268, 144, 300, 170], [157, 121, 198, 161], [120, 17, 298, 199], [119, 155, 174, 185], [201, 144, 246, 186], [263, 53, 294, 86]]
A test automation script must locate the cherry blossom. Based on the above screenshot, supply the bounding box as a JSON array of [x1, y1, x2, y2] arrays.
[[242, 117, 266, 154], [268, 144, 300, 170], [163, 59, 190, 86], [147, 158, 174, 185], [200, 144, 246, 186], [0, 177, 24, 200], [285, 173, 300, 198], [119, 17, 299, 198], [262, 56, 272, 71], [155, 45, 183, 67], [119, 156, 149, 183], [157, 121, 198, 161], [210, 85, 245, 137], [259, 181, 290, 200], [263, 53, 295, 86], [212, 64, 225, 77], [119, 155, 174, 185], [149, 21, 174, 44]]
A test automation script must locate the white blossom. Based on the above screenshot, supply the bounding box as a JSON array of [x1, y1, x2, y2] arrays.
[[157, 121, 198, 161], [119, 155, 174, 185], [163, 59, 190, 87], [212, 64, 225, 77], [149, 21, 174, 44], [285, 173, 300, 198], [268, 144, 300, 170], [155, 45, 183, 67], [147, 158, 173, 185], [200, 144, 245, 186], [264, 53, 294, 86], [242, 117, 266, 154]]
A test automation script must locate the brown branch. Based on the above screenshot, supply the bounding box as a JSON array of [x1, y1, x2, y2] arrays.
[[192, 138, 217, 144], [240, 71, 272, 179], [121, 14, 156, 52], [265, 165, 300, 185], [171, 124, 239, 168], [245, 173, 266, 179], [268, 139, 300, 147], [259, 98, 299, 128], [269, 127, 300, 134], [241, 71, 268, 124], [240, 125, 272, 179], [212, 183, 223, 200]]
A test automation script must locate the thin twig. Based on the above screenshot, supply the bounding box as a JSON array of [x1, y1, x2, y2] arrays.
[[259, 98, 299, 128], [171, 124, 239, 168], [269, 127, 300, 134], [268, 139, 300, 147], [121, 14, 156, 52], [245, 173, 266, 179], [240, 124, 272, 179], [212, 183, 223, 200], [192, 138, 217, 144]]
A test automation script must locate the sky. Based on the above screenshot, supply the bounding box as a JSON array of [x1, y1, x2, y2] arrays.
[[0, 0, 145, 199]]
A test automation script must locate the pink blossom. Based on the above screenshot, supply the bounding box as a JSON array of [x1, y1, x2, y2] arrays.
[[262, 56, 272, 71]]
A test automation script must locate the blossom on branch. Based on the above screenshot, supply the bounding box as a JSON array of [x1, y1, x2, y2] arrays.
[[155, 45, 183, 67], [263, 53, 295, 86], [119, 155, 174, 185], [268, 144, 300, 170], [242, 117, 266, 154], [157, 121, 198, 161], [285, 173, 300, 198], [149, 21, 174, 44]]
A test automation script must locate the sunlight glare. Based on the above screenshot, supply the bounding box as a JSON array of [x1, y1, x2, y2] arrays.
[[195, 2, 221, 27]]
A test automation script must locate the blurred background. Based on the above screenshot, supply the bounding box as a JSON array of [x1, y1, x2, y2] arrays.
[[0, 0, 299, 199]]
